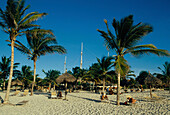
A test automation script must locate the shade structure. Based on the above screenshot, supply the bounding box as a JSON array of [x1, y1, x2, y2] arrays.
[[56, 72, 76, 100], [11, 79, 23, 86], [144, 72, 162, 86], [56, 72, 76, 83]]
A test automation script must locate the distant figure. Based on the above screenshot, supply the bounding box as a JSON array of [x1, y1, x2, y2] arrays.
[[57, 91, 62, 98], [141, 85, 144, 92], [100, 92, 108, 100], [125, 97, 137, 105]]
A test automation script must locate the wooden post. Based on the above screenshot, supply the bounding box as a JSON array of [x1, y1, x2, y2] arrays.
[[150, 85, 152, 98], [65, 82, 67, 100]]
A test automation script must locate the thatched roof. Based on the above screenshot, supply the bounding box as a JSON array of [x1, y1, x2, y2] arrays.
[[56, 72, 76, 83], [11, 79, 23, 86], [29, 82, 37, 87], [144, 72, 162, 86]]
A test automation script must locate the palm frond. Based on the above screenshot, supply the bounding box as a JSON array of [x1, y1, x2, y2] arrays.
[[130, 49, 170, 57], [124, 44, 157, 54], [22, 13, 47, 25]]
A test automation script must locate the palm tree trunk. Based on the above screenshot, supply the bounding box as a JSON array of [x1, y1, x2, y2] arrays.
[[65, 82, 67, 100], [49, 82, 51, 92], [117, 71, 120, 105], [4, 39, 15, 104], [103, 78, 105, 93], [31, 60, 36, 96], [3, 77, 5, 91], [150, 85, 152, 98], [93, 81, 95, 92]]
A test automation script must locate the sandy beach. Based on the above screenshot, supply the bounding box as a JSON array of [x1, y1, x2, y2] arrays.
[[0, 90, 169, 115]]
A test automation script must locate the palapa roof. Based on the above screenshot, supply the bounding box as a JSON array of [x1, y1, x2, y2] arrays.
[[11, 79, 23, 86], [144, 72, 162, 86], [56, 72, 76, 83]]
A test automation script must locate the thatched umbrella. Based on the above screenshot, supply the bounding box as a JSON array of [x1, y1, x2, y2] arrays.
[[144, 71, 162, 98], [56, 71, 76, 100], [11, 79, 23, 90], [11, 79, 23, 86]]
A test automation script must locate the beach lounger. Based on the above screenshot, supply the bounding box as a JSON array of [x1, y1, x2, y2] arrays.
[[10, 90, 20, 96], [20, 90, 29, 96], [50, 91, 57, 99]]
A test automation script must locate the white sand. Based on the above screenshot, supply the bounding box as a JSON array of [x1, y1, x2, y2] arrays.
[[0, 90, 169, 115]]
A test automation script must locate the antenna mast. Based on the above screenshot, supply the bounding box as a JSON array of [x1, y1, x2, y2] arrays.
[[64, 56, 67, 73], [80, 42, 83, 69]]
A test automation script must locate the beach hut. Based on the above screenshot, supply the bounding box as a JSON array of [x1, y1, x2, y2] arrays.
[[144, 71, 162, 98], [56, 71, 76, 100]]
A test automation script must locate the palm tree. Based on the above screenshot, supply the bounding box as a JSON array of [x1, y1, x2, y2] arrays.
[[0, 56, 19, 90], [97, 15, 170, 105], [0, 0, 48, 103], [13, 30, 66, 95], [17, 65, 33, 90], [43, 69, 60, 91], [97, 56, 114, 93], [136, 71, 149, 85], [83, 63, 101, 92], [158, 61, 170, 93], [72, 67, 87, 90]]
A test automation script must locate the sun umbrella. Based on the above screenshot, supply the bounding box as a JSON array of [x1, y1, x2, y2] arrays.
[[144, 71, 162, 98], [11, 79, 23, 86], [56, 72, 76, 100]]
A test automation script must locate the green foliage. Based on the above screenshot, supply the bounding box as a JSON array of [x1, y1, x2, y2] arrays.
[[16, 65, 33, 89], [0, 56, 20, 80], [157, 61, 170, 85], [43, 69, 60, 85], [97, 15, 170, 75], [12, 29, 66, 61], [136, 71, 149, 85], [0, 0, 47, 38]]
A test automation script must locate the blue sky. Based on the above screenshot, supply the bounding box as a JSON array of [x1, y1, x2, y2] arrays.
[[0, 0, 170, 78]]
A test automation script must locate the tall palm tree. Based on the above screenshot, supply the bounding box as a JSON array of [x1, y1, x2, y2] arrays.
[[42, 69, 60, 91], [97, 56, 114, 93], [97, 15, 170, 105], [158, 61, 170, 93], [0, 0, 47, 103], [0, 56, 19, 90], [13, 30, 66, 95]]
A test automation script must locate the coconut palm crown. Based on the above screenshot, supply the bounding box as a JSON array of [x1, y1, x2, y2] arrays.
[[97, 15, 170, 105], [0, 0, 48, 103]]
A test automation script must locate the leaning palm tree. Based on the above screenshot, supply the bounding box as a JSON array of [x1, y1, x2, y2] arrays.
[[0, 0, 47, 103], [0, 56, 19, 90], [97, 15, 170, 105], [13, 30, 66, 95], [97, 56, 114, 93]]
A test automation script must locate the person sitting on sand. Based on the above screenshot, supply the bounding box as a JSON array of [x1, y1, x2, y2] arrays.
[[57, 91, 62, 98], [125, 97, 137, 105], [101, 92, 108, 100]]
